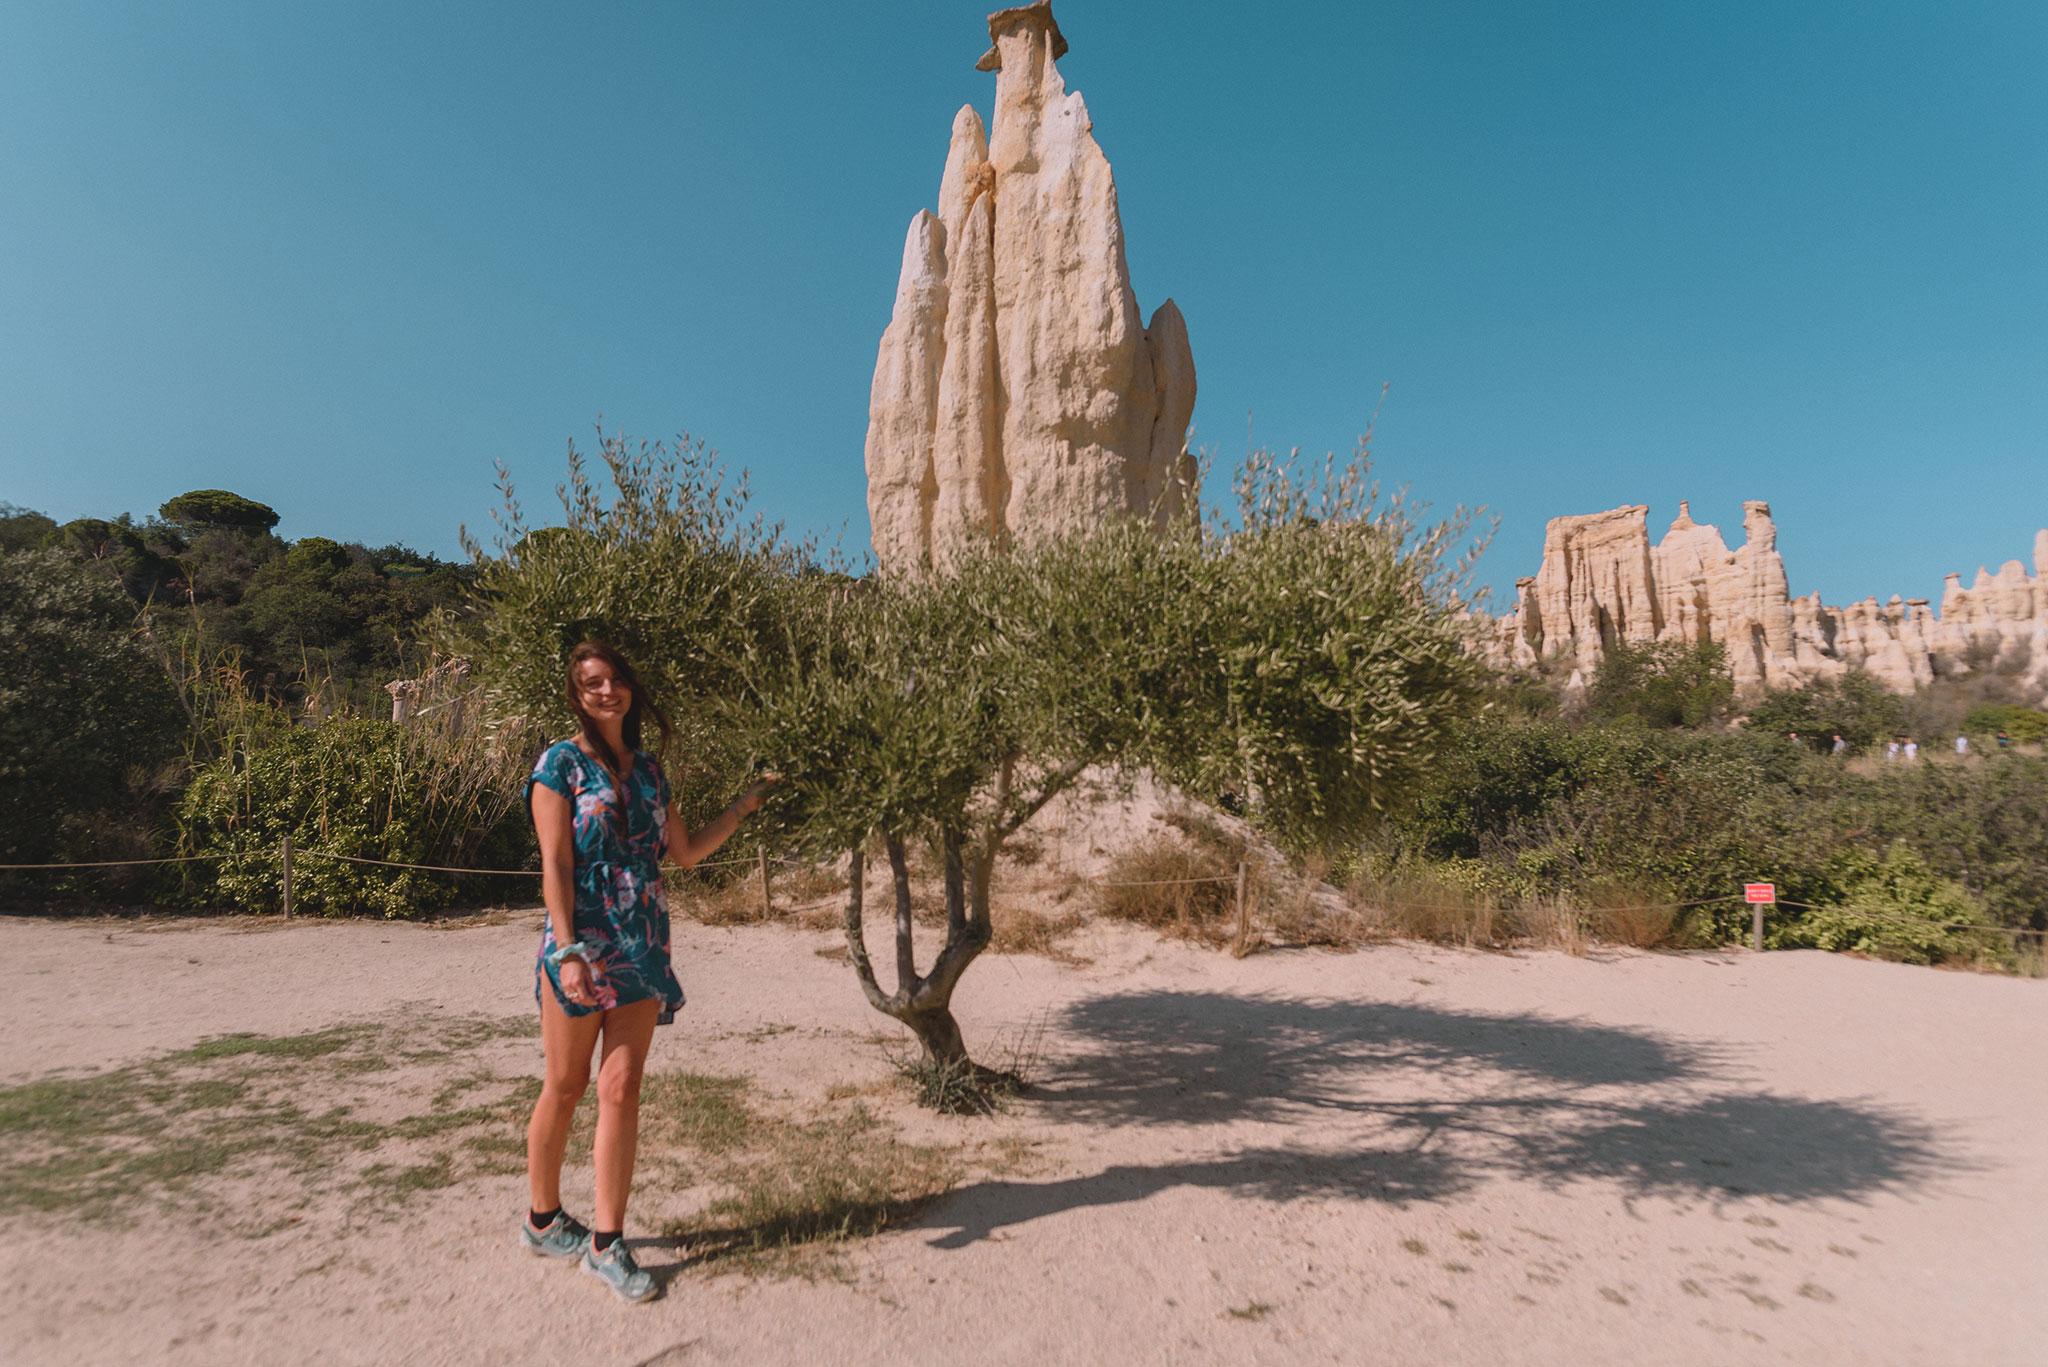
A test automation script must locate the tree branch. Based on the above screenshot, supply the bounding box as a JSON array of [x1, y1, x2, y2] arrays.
[[996, 755, 1093, 842], [886, 833, 919, 998], [840, 846, 897, 1014], [942, 829, 966, 946]]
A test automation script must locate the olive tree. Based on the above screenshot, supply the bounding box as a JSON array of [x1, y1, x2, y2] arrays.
[[1160, 446, 1490, 848], [452, 431, 808, 820], [753, 446, 1486, 1069], [458, 432, 1485, 1075], [748, 519, 1209, 1066]]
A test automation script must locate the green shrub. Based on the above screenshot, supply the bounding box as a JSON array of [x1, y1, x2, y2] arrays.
[[1370, 711, 2047, 959], [1587, 639, 1734, 729], [1963, 704, 2048, 745], [1744, 670, 1904, 754], [0, 551, 186, 889], [174, 715, 534, 917], [1783, 844, 1987, 965], [0, 504, 58, 554]]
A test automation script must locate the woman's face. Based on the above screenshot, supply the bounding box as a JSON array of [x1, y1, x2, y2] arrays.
[[572, 658, 631, 727]]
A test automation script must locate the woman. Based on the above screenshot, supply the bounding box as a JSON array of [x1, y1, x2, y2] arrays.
[[520, 640, 774, 1303]]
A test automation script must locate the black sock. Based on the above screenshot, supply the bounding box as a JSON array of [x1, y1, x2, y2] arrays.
[[529, 1206, 562, 1230], [592, 1229, 622, 1252]]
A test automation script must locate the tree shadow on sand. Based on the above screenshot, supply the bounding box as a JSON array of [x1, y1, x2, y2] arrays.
[[923, 991, 1965, 1249]]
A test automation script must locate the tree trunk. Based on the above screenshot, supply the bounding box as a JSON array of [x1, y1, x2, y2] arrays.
[[838, 832, 987, 1071], [904, 1003, 969, 1067]]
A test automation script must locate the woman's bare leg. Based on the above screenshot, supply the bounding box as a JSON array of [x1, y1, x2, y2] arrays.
[[528, 988, 603, 1214], [591, 998, 661, 1232]]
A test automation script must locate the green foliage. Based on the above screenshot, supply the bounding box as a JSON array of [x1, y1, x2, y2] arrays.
[[0, 551, 186, 876], [1783, 844, 1984, 964], [23, 492, 470, 713], [1164, 449, 1487, 848], [451, 432, 804, 826], [0, 503, 58, 554], [173, 715, 533, 917], [1586, 639, 1734, 729], [1744, 670, 1904, 754], [160, 489, 280, 532], [462, 431, 1485, 1058], [1963, 703, 2048, 745], [1371, 712, 2048, 959]]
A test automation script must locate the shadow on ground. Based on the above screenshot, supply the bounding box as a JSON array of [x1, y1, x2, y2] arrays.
[[923, 991, 1962, 1249]]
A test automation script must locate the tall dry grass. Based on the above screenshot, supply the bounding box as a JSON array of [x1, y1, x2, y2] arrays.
[[1096, 829, 1266, 947]]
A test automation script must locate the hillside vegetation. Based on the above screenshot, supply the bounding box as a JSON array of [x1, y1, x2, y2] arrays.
[[2, 476, 2042, 978]]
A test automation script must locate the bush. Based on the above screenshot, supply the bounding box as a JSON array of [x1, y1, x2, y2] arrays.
[[0, 504, 58, 554], [1587, 640, 1734, 729], [174, 715, 534, 917], [1368, 711, 2048, 959], [1784, 844, 1987, 965], [1744, 670, 1904, 754], [0, 551, 186, 888], [1964, 704, 2048, 746]]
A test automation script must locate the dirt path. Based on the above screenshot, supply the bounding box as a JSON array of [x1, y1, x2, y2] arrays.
[[4, 910, 2042, 1366]]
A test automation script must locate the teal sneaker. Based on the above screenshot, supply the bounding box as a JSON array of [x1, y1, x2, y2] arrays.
[[518, 1210, 591, 1260], [582, 1238, 658, 1303]]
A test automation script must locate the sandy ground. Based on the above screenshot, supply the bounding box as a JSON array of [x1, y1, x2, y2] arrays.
[[3, 906, 2043, 1367]]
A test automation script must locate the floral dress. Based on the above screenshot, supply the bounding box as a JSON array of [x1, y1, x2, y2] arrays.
[[528, 740, 684, 1020]]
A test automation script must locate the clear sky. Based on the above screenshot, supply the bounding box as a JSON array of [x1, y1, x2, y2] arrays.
[[2, 1, 2043, 606]]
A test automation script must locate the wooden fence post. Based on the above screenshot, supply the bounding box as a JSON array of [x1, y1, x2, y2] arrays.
[[281, 833, 294, 919], [759, 847, 773, 919], [1232, 860, 1249, 957], [1752, 900, 1764, 954]]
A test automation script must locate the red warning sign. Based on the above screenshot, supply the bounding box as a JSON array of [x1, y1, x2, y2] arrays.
[[1744, 883, 1777, 904]]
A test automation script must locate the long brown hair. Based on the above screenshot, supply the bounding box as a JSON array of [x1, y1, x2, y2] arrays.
[[565, 640, 673, 779]]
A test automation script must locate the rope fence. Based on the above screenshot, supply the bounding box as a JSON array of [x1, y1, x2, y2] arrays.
[[1774, 898, 2048, 940], [4, 849, 2042, 953]]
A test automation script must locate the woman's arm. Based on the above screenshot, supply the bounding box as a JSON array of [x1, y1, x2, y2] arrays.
[[666, 776, 778, 869], [532, 784, 596, 1006]]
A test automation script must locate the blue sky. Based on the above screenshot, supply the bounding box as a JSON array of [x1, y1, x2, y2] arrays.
[[2, 1, 2043, 606]]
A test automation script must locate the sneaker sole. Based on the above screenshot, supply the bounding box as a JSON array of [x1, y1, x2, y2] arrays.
[[581, 1257, 658, 1303], [518, 1229, 587, 1260]]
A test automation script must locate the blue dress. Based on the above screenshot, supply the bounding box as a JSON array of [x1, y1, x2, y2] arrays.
[[528, 740, 685, 1019]]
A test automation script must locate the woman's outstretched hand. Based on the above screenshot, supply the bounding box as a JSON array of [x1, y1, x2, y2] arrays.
[[740, 773, 783, 817]]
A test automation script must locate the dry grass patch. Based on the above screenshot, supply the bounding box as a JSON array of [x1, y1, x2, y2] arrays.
[[675, 858, 850, 931], [667, 1100, 958, 1274], [0, 1014, 539, 1224], [1518, 899, 1589, 955], [1579, 879, 1687, 949], [1262, 856, 1384, 949], [989, 899, 1087, 959], [1097, 820, 1268, 948], [1348, 873, 1509, 949]]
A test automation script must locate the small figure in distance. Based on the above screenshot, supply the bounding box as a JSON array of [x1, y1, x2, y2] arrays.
[[1997, 729, 2011, 749], [1886, 738, 1901, 761], [1831, 733, 1848, 756], [1788, 731, 1799, 747], [1903, 737, 1919, 762], [520, 640, 779, 1304], [1955, 734, 1970, 756]]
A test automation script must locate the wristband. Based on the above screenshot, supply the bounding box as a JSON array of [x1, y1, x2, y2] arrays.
[[547, 940, 595, 967]]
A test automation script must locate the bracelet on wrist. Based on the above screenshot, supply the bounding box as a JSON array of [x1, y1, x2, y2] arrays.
[[547, 940, 595, 967]]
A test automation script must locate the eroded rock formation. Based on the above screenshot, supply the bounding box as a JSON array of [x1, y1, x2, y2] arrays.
[[1490, 501, 2048, 700], [865, 2, 1196, 572]]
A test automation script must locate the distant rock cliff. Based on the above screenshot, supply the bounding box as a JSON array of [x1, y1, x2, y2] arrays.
[[864, 2, 1196, 573], [1487, 501, 2048, 700]]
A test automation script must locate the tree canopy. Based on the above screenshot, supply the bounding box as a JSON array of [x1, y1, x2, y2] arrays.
[[458, 431, 1487, 1069], [160, 489, 280, 532]]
